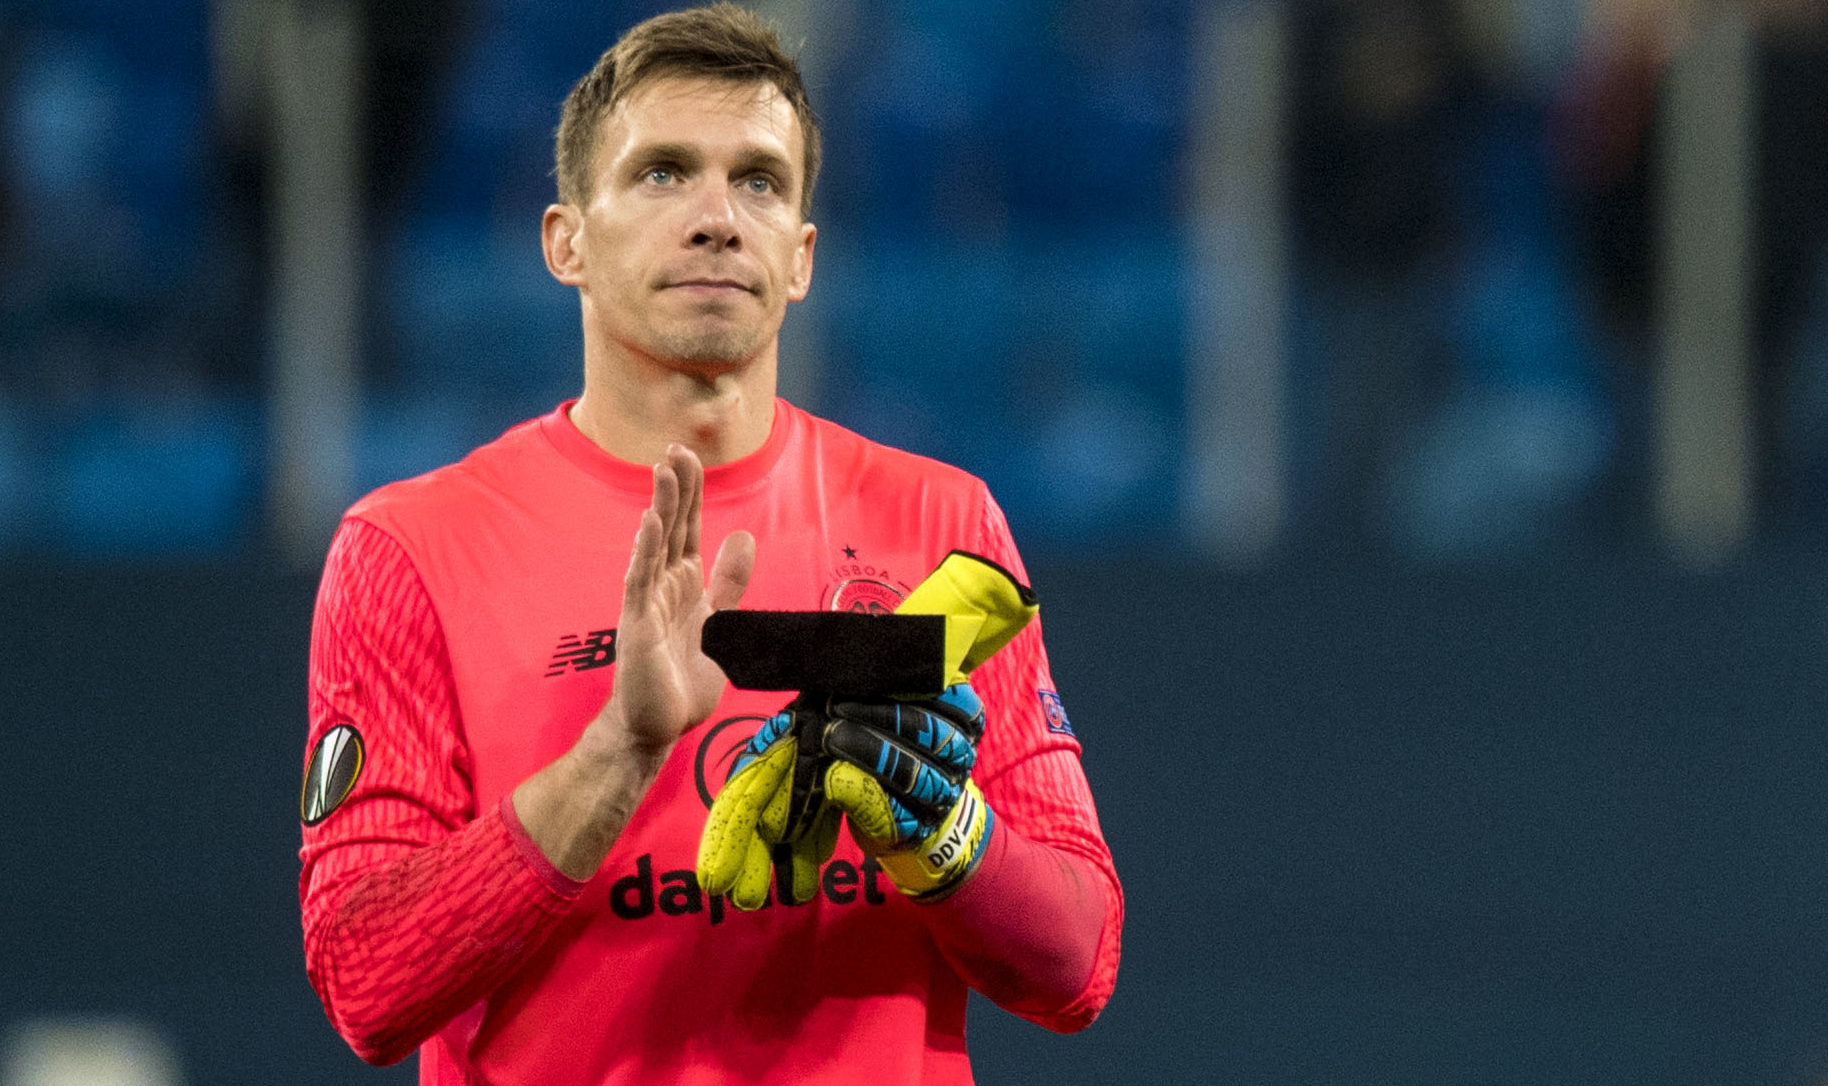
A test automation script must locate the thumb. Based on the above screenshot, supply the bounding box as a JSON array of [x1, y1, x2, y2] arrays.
[[708, 530, 755, 611]]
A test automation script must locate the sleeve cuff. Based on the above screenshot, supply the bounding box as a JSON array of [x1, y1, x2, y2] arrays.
[[498, 794, 590, 898]]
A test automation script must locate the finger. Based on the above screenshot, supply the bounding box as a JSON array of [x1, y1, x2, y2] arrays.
[[665, 445, 698, 563], [786, 805, 842, 902], [786, 839, 822, 905], [833, 693, 977, 736], [825, 761, 929, 845], [708, 530, 756, 611], [822, 718, 962, 820], [650, 460, 681, 559], [932, 684, 984, 729], [825, 700, 905, 735], [729, 835, 773, 911], [624, 508, 664, 597], [698, 737, 795, 893], [673, 444, 704, 560], [826, 700, 977, 775], [927, 684, 985, 743]]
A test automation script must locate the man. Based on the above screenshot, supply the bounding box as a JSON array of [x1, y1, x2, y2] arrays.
[[298, 5, 1122, 1083]]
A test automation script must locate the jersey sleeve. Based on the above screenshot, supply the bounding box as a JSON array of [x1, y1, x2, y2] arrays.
[[914, 487, 1124, 1033], [300, 517, 586, 1065]]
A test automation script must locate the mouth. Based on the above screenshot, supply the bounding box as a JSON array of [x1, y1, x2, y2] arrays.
[[664, 278, 756, 296]]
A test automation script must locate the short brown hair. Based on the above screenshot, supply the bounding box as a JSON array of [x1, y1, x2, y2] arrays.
[[554, 2, 822, 218]]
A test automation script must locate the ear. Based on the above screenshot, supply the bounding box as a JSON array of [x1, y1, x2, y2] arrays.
[[543, 204, 587, 287], [786, 221, 816, 303]]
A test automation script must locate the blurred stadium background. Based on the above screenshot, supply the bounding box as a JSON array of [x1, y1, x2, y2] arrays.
[[4, 0, 1828, 1082]]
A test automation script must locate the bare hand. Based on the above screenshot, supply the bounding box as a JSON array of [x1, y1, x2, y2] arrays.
[[603, 444, 755, 753]]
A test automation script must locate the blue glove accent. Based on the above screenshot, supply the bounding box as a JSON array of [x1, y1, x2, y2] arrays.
[[821, 682, 988, 854]]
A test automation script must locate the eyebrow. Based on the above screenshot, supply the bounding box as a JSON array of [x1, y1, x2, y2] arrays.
[[627, 142, 796, 187], [628, 142, 702, 170]]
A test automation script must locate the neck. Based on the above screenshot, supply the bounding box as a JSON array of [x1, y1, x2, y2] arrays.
[[570, 343, 778, 468]]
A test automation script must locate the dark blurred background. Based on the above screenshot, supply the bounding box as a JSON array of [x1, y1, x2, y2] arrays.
[[4, 0, 1828, 1082]]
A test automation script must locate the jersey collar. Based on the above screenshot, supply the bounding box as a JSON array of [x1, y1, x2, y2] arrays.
[[538, 398, 796, 498]]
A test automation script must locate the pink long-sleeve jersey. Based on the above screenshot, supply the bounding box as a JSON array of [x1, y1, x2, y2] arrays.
[[299, 400, 1122, 1085]]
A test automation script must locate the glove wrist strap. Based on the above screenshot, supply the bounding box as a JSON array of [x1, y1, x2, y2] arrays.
[[879, 780, 994, 900]]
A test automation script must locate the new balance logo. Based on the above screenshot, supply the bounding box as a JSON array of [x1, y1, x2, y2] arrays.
[[546, 628, 617, 677]]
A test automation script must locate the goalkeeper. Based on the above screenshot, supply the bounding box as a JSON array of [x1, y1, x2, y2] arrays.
[[297, 5, 1122, 1084]]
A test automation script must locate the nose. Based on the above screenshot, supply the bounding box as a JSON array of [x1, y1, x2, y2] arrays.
[[687, 182, 742, 253]]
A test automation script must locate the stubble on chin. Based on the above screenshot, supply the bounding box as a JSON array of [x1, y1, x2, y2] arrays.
[[648, 324, 764, 367]]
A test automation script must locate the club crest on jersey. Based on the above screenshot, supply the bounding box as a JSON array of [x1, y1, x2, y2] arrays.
[[827, 579, 904, 613], [1038, 690, 1075, 737], [301, 723, 364, 826], [823, 548, 911, 613]]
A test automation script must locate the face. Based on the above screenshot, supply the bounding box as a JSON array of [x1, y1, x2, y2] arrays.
[[545, 76, 816, 373]]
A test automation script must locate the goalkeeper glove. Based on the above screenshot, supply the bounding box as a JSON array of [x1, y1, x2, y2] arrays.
[[696, 696, 844, 911], [697, 550, 1037, 910], [822, 682, 994, 900]]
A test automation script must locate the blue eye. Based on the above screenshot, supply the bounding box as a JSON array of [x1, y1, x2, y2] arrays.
[[644, 167, 677, 185], [743, 176, 775, 195]]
